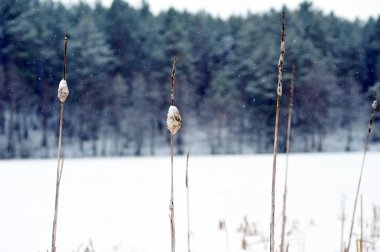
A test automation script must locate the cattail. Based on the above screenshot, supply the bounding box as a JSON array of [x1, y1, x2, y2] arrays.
[[167, 56, 180, 252], [51, 33, 68, 252], [167, 105, 181, 135], [360, 195, 363, 252], [57, 79, 69, 103], [340, 198, 346, 252], [185, 152, 190, 252], [280, 65, 295, 252], [346, 93, 377, 252], [270, 11, 286, 252]]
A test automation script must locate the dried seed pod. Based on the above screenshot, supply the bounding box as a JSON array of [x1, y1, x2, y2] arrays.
[[372, 100, 377, 110], [58, 79, 69, 103], [167, 105, 181, 135]]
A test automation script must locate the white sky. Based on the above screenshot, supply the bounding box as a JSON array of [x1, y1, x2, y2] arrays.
[[60, 0, 380, 20]]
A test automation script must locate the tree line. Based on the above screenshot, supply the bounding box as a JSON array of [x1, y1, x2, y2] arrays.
[[0, 0, 379, 158]]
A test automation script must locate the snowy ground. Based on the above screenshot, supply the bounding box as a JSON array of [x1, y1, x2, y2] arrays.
[[0, 153, 379, 252]]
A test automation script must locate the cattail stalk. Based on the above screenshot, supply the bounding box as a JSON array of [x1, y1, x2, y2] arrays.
[[346, 94, 377, 252], [280, 65, 294, 252], [170, 56, 178, 106], [168, 56, 180, 252], [186, 152, 190, 252], [341, 200, 346, 252], [360, 195, 363, 252], [51, 34, 68, 252], [270, 11, 285, 252]]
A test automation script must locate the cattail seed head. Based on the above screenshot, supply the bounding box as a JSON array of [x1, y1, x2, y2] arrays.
[[372, 100, 377, 110], [167, 105, 181, 135], [58, 79, 69, 103]]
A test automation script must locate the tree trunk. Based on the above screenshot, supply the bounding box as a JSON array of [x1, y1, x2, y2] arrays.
[[6, 77, 15, 158], [345, 126, 352, 152], [92, 128, 97, 156], [176, 133, 183, 155], [41, 80, 49, 148], [237, 116, 244, 154], [318, 131, 324, 152], [150, 119, 155, 156]]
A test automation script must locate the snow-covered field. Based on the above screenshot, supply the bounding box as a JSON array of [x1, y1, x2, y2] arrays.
[[0, 153, 379, 252]]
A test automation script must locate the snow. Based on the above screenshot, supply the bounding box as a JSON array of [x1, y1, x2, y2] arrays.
[[58, 79, 69, 103], [0, 153, 379, 252], [166, 105, 181, 135]]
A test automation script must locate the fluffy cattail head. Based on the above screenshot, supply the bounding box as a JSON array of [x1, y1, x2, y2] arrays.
[[58, 79, 69, 103], [372, 100, 377, 110], [167, 105, 181, 135]]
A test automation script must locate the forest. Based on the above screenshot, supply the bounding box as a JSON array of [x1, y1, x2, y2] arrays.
[[0, 0, 380, 158]]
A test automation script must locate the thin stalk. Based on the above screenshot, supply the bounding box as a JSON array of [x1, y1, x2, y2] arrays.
[[346, 95, 377, 252], [341, 201, 346, 252], [51, 33, 68, 252], [270, 11, 285, 252], [225, 221, 229, 252], [186, 152, 190, 252], [170, 133, 175, 252], [360, 195, 363, 252], [63, 33, 67, 80], [170, 56, 179, 106], [51, 104, 64, 252], [280, 65, 294, 252], [169, 56, 179, 252]]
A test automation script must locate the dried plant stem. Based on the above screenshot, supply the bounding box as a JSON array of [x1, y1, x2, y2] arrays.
[[280, 65, 294, 252], [63, 34, 67, 81], [170, 56, 179, 106], [169, 56, 179, 252], [186, 152, 190, 252], [341, 201, 346, 252], [224, 221, 229, 252], [170, 133, 175, 252], [360, 195, 363, 252], [51, 103, 65, 252], [270, 11, 285, 252], [51, 33, 68, 252], [346, 95, 377, 252]]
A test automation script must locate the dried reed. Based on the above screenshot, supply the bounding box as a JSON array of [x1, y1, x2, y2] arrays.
[[280, 64, 295, 252], [186, 152, 191, 252], [346, 94, 377, 252], [219, 219, 229, 252], [360, 195, 363, 252], [167, 56, 181, 252], [270, 11, 286, 252], [51, 34, 69, 252]]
